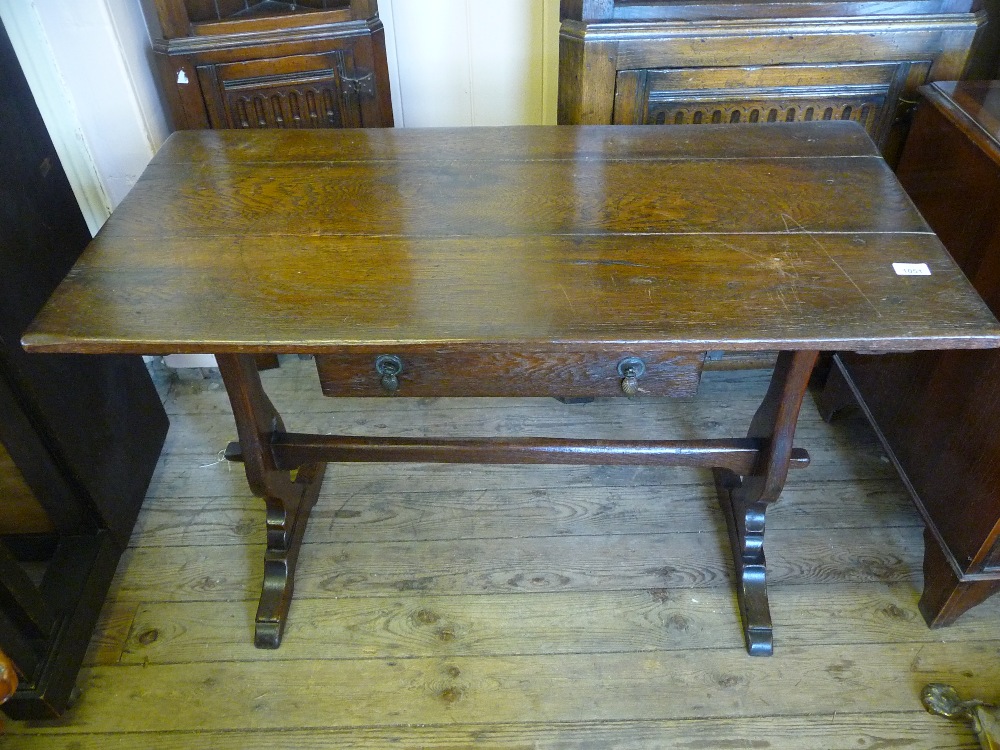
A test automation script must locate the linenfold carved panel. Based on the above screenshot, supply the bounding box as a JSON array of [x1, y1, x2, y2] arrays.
[[220, 63, 351, 129], [647, 94, 884, 131], [614, 62, 927, 151], [226, 80, 345, 129], [196, 50, 366, 130]]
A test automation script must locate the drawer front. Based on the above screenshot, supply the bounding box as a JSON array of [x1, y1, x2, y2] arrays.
[[315, 347, 705, 398]]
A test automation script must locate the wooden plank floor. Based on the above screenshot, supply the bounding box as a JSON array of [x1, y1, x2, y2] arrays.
[[5, 357, 999, 748]]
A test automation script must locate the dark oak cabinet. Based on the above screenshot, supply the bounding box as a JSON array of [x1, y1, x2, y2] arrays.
[[142, 0, 393, 131], [558, 0, 984, 164], [0, 21, 168, 718], [821, 81, 1000, 626]]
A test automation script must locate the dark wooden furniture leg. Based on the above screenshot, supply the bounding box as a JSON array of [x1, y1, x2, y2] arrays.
[[713, 350, 819, 656], [821, 355, 1000, 628], [216, 354, 327, 649], [919, 528, 1000, 627], [814, 356, 856, 423]]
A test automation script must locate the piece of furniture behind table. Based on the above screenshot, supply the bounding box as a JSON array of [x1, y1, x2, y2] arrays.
[[821, 81, 1000, 627], [142, 0, 393, 131], [0, 20, 168, 719], [558, 0, 984, 166]]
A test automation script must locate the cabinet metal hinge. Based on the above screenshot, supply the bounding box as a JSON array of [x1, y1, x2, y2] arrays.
[[342, 72, 375, 99]]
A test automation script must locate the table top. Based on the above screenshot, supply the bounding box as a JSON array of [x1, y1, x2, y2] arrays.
[[22, 122, 1000, 355]]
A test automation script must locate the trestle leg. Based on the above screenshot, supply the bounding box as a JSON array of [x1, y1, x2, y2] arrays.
[[216, 349, 817, 653], [217, 354, 327, 649], [714, 350, 818, 656]]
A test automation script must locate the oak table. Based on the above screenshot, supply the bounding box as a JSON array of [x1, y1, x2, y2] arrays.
[[21, 123, 1000, 656]]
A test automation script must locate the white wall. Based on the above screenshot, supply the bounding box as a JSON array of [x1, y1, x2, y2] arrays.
[[382, 0, 560, 127], [104, 0, 172, 149], [34, 0, 169, 206], [1, 1, 171, 235]]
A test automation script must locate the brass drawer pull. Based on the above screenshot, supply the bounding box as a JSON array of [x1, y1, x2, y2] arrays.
[[375, 354, 403, 393], [617, 357, 646, 398]]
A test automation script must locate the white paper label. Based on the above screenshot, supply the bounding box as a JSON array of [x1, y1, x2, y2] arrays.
[[892, 262, 931, 276], [177, 70, 189, 85]]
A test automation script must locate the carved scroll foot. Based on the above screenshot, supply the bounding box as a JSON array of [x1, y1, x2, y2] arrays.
[[254, 462, 326, 649], [714, 467, 773, 656]]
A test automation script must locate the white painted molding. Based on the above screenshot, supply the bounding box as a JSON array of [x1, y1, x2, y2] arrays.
[[0, 3, 111, 236], [103, 0, 171, 151], [541, 0, 559, 125], [31, 1, 162, 208], [377, 0, 405, 126]]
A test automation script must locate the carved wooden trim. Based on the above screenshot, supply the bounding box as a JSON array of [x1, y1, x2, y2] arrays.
[[198, 50, 364, 130], [222, 70, 350, 129], [152, 19, 376, 54], [616, 61, 927, 151], [646, 92, 886, 124], [563, 14, 983, 42]]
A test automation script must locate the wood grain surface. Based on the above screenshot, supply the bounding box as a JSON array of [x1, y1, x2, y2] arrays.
[[21, 122, 1000, 355]]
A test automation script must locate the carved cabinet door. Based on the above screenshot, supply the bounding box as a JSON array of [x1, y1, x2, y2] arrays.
[[196, 51, 372, 130], [612, 61, 929, 161]]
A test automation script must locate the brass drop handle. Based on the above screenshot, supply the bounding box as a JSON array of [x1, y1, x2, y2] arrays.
[[375, 354, 403, 393], [617, 357, 646, 398]]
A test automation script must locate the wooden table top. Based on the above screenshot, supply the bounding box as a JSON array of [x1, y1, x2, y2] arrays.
[[22, 122, 1000, 355]]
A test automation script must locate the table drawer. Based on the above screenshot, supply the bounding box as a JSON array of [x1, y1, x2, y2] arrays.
[[315, 347, 705, 398]]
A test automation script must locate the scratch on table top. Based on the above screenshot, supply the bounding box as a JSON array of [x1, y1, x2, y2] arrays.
[[700, 234, 807, 314], [707, 233, 769, 265], [559, 284, 577, 314], [780, 213, 801, 233], [775, 288, 791, 313], [569, 258, 651, 268], [781, 213, 882, 318]]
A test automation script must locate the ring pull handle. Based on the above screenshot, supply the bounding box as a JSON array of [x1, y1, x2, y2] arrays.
[[375, 354, 403, 393], [617, 357, 646, 398]]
